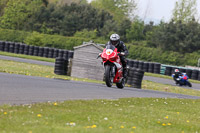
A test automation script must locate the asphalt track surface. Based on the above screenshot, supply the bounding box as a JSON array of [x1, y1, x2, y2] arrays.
[[0, 55, 200, 105], [1, 54, 199, 89], [0, 72, 200, 105]]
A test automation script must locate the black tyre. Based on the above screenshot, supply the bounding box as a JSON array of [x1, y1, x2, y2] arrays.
[[105, 65, 113, 87], [187, 81, 192, 87], [116, 78, 125, 89]]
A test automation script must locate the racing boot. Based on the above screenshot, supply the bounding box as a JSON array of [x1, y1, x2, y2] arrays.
[[123, 67, 127, 78]]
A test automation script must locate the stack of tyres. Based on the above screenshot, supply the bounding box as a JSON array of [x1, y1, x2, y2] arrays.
[[24, 45, 29, 55], [148, 62, 154, 73], [43, 47, 49, 58], [165, 66, 172, 76], [48, 48, 54, 58], [54, 57, 68, 75], [14, 43, 20, 54], [68, 51, 74, 59], [198, 71, 200, 81], [38, 47, 44, 57], [19, 44, 25, 54], [186, 69, 192, 79], [143, 62, 149, 72], [4, 42, 10, 52], [133, 60, 139, 68], [63, 50, 69, 60], [138, 61, 144, 70], [0, 41, 5, 51], [33, 46, 39, 56], [9, 42, 15, 53], [127, 67, 145, 89], [191, 70, 199, 80], [58, 50, 64, 58], [53, 49, 59, 58], [28, 46, 34, 56], [154, 63, 161, 74], [128, 60, 134, 68], [179, 68, 186, 73]]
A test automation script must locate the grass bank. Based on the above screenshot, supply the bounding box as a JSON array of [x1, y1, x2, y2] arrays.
[[0, 98, 200, 133], [0, 59, 200, 97], [0, 51, 55, 63]]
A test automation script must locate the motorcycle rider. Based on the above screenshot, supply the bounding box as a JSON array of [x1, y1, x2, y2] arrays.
[[172, 69, 182, 84], [105, 33, 129, 78]]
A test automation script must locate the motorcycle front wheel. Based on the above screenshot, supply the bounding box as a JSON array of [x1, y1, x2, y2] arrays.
[[187, 81, 192, 87], [105, 65, 113, 87]]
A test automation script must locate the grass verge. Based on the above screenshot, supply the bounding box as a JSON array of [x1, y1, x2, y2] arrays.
[[0, 51, 55, 63], [0, 59, 200, 97], [0, 98, 200, 133]]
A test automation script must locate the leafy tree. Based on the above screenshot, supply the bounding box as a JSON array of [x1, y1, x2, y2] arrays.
[[91, 0, 137, 23], [0, 0, 9, 16], [172, 0, 197, 23], [0, 0, 43, 30], [126, 19, 145, 42], [148, 19, 200, 53]]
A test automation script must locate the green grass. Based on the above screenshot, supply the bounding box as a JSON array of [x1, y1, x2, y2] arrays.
[[0, 51, 55, 63], [0, 98, 200, 133], [1, 59, 200, 97]]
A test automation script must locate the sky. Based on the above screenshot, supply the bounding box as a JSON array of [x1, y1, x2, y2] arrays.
[[136, 0, 200, 23], [88, 0, 200, 23]]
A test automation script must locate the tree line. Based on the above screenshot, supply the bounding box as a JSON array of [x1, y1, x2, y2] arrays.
[[0, 0, 199, 54]]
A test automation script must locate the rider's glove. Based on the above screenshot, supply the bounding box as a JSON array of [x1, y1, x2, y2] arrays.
[[120, 52, 125, 56]]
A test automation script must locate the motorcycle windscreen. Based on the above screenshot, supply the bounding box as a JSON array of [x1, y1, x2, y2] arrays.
[[106, 44, 115, 50]]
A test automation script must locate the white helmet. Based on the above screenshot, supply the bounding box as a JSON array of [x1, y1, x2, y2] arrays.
[[110, 34, 120, 46], [175, 69, 179, 73]]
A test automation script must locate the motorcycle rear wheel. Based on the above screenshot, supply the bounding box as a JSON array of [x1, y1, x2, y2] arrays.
[[105, 65, 113, 87], [187, 81, 192, 87]]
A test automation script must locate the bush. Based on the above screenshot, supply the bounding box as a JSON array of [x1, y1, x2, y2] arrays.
[[128, 45, 200, 67], [0, 28, 105, 50]]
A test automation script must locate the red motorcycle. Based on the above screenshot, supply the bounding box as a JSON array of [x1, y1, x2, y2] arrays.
[[98, 44, 125, 88]]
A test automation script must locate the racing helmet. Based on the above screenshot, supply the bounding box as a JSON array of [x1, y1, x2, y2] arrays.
[[110, 34, 120, 46], [175, 69, 179, 73]]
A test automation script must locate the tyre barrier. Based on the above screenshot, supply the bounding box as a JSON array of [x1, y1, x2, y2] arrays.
[[143, 62, 149, 72], [9, 42, 15, 53], [33, 46, 39, 56], [53, 49, 59, 58], [24, 45, 29, 55], [14, 43, 20, 54], [19, 44, 25, 54], [0, 41, 5, 51], [4, 42, 10, 52], [191, 70, 199, 80], [148, 62, 154, 73], [198, 72, 200, 81], [133, 60, 139, 68], [58, 50, 64, 58], [138, 61, 144, 70], [28, 46, 34, 56], [48, 48, 54, 58], [127, 67, 145, 89], [43, 47, 49, 58], [54, 57, 68, 75], [68, 51, 74, 59], [186, 69, 192, 79], [38, 47, 44, 57], [165, 66, 172, 76], [154, 63, 161, 74]]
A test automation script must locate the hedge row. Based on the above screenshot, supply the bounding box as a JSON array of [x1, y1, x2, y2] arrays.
[[0, 28, 105, 50], [128, 45, 200, 67]]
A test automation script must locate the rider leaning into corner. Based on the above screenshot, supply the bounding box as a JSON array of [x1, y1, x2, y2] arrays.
[[105, 33, 129, 78]]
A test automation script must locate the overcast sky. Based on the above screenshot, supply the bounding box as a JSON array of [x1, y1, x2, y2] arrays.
[[88, 0, 200, 23]]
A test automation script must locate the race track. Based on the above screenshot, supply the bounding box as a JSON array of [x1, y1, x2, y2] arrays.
[[0, 72, 199, 105]]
